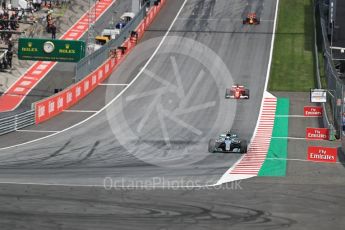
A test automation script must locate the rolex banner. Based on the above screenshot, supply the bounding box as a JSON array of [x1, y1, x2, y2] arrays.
[[18, 38, 86, 62]]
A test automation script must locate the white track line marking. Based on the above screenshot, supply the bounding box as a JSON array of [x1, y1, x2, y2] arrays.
[[263, 0, 280, 92], [271, 136, 306, 140], [0, 181, 222, 188], [176, 18, 274, 22], [99, 83, 129, 86], [265, 157, 342, 164], [64, 110, 98, 113], [0, 0, 189, 151], [17, 130, 59, 133], [276, 115, 319, 118]]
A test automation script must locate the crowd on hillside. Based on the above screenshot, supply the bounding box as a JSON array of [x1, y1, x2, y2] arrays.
[[0, 7, 18, 71], [0, 8, 22, 44], [46, 9, 56, 39], [0, 0, 64, 71]]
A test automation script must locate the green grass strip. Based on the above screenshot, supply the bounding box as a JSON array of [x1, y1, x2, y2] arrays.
[[258, 98, 289, 176], [268, 0, 316, 91]]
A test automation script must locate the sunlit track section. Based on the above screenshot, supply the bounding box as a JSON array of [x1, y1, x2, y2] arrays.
[[217, 92, 277, 184], [0, 0, 280, 187], [217, 0, 280, 184]]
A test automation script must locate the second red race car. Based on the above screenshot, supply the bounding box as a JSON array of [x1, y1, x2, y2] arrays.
[[225, 85, 250, 99], [243, 13, 260, 25]]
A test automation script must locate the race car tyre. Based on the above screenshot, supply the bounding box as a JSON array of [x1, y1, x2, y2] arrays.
[[257, 19, 261, 24], [240, 140, 247, 153], [242, 20, 246, 24], [225, 89, 230, 99], [230, 89, 235, 97], [245, 89, 250, 99], [208, 139, 216, 153]]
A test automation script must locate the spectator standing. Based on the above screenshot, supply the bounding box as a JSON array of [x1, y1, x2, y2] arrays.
[[46, 11, 52, 22], [33, 0, 42, 11], [0, 24, 3, 41], [51, 22, 56, 39], [7, 37, 13, 51], [6, 49, 12, 68], [9, 13, 16, 30], [44, 0, 53, 8], [46, 10, 52, 32], [3, 11, 9, 29]]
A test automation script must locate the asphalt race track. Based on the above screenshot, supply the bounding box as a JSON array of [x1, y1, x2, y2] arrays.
[[1, 0, 344, 229], [0, 0, 276, 186]]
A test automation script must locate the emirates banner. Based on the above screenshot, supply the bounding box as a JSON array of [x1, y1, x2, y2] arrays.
[[305, 127, 329, 140], [307, 146, 337, 163], [304, 106, 322, 117]]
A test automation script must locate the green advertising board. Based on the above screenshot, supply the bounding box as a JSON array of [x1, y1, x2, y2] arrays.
[[18, 38, 85, 62]]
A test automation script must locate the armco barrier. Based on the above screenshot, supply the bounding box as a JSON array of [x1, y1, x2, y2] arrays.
[[0, 110, 35, 135], [34, 0, 166, 124]]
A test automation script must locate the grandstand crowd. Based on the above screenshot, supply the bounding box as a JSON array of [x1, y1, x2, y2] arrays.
[[0, 0, 64, 71]]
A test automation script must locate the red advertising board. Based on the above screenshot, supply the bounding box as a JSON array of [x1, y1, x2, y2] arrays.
[[305, 127, 329, 140], [304, 106, 322, 117], [35, 0, 166, 124], [307, 146, 337, 163], [35, 58, 115, 123]]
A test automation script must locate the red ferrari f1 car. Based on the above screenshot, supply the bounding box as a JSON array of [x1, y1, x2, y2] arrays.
[[243, 13, 260, 25], [225, 85, 250, 99]]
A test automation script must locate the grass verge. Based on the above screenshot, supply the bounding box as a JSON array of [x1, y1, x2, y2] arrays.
[[268, 0, 316, 91]]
